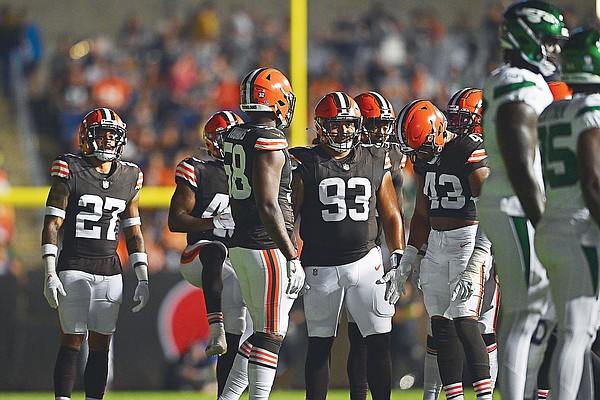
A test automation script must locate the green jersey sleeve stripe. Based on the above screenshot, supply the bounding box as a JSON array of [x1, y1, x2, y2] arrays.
[[575, 105, 600, 118], [494, 81, 536, 99]]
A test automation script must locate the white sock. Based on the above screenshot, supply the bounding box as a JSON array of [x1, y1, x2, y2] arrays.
[[218, 340, 251, 400], [423, 352, 443, 400], [247, 345, 279, 400], [487, 343, 498, 390]]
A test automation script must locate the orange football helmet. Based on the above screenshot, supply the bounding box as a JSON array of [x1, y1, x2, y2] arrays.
[[446, 88, 483, 135], [79, 108, 127, 162], [396, 99, 447, 164], [355, 91, 395, 146], [240, 67, 296, 129], [203, 111, 244, 159], [314, 92, 362, 153], [548, 81, 573, 101]]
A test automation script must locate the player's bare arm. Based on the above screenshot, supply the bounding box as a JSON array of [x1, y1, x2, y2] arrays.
[[468, 166, 491, 199], [253, 149, 297, 261], [122, 191, 145, 253], [42, 177, 69, 245], [392, 169, 406, 231], [376, 170, 405, 251], [407, 175, 431, 249], [497, 101, 545, 226], [168, 182, 214, 233], [578, 128, 600, 228], [290, 168, 304, 221]]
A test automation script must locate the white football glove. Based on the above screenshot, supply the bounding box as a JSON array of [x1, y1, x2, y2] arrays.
[[450, 247, 486, 301], [213, 206, 235, 238], [411, 252, 425, 296], [43, 254, 66, 309], [377, 246, 417, 305], [132, 264, 149, 313], [286, 258, 306, 296]]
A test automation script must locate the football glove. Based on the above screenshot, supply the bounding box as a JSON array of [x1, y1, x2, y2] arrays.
[[411, 251, 425, 296], [43, 254, 66, 309], [450, 247, 486, 301], [377, 246, 418, 305], [132, 264, 149, 313], [286, 258, 306, 296], [213, 206, 235, 238]]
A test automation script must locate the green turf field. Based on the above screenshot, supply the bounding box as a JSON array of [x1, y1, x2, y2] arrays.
[[1, 389, 502, 399]]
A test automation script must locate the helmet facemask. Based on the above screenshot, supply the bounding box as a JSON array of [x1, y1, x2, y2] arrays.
[[363, 118, 394, 146], [316, 117, 361, 153], [446, 105, 482, 135]]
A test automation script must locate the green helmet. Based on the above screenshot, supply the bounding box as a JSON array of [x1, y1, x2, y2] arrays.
[[561, 28, 600, 84], [500, 0, 569, 77]]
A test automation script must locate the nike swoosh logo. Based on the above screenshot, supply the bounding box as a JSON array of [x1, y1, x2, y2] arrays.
[[375, 264, 381, 271], [459, 242, 471, 248]]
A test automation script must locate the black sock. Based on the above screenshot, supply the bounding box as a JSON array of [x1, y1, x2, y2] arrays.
[[366, 332, 392, 400], [305, 336, 335, 400], [347, 323, 368, 400], [432, 318, 464, 386], [217, 333, 241, 395], [199, 244, 226, 313], [84, 350, 109, 399], [54, 346, 80, 398], [454, 318, 490, 383]]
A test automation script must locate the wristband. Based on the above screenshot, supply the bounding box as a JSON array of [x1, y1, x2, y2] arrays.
[[129, 252, 148, 268], [45, 206, 66, 219], [121, 217, 141, 228], [42, 244, 59, 258]]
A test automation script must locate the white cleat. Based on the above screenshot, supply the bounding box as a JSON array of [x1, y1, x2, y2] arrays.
[[205, 323, 227, 357]]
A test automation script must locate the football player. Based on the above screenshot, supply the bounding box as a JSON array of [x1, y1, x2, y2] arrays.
[[290, 91, 403, 400], [478, 1, 569, 399], [349, 90, 406, 399], [168, 110, 248, 395], [386, 100, 492, 400], [218, 67, 305, 400], [418, 88, 500, 400], [535, 28, 600, 400], [42, 108, 149, 400]]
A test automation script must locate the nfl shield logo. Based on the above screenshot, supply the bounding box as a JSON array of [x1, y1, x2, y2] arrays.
[[102, 180, 109, 189]]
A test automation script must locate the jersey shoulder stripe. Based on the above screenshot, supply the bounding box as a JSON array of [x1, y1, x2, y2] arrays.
[[255, 137, 288, 151], [51, 158, 69, 179], [136, 170, 143, 190], [175, 159, 198, 188], [384, 153, 392, 170], [494, 81, 536, 99], [121, 160, 141, 169], [576, 105, 600, 118], [467, 149, 487, 163]]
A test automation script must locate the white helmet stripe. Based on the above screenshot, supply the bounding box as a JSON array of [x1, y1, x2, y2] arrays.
[[369, 91, 390, 109], [222, 111, 237, 124], [332, 91, 349, 109], [242, 67, 268, 104], [449, 88, 469, 107]]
